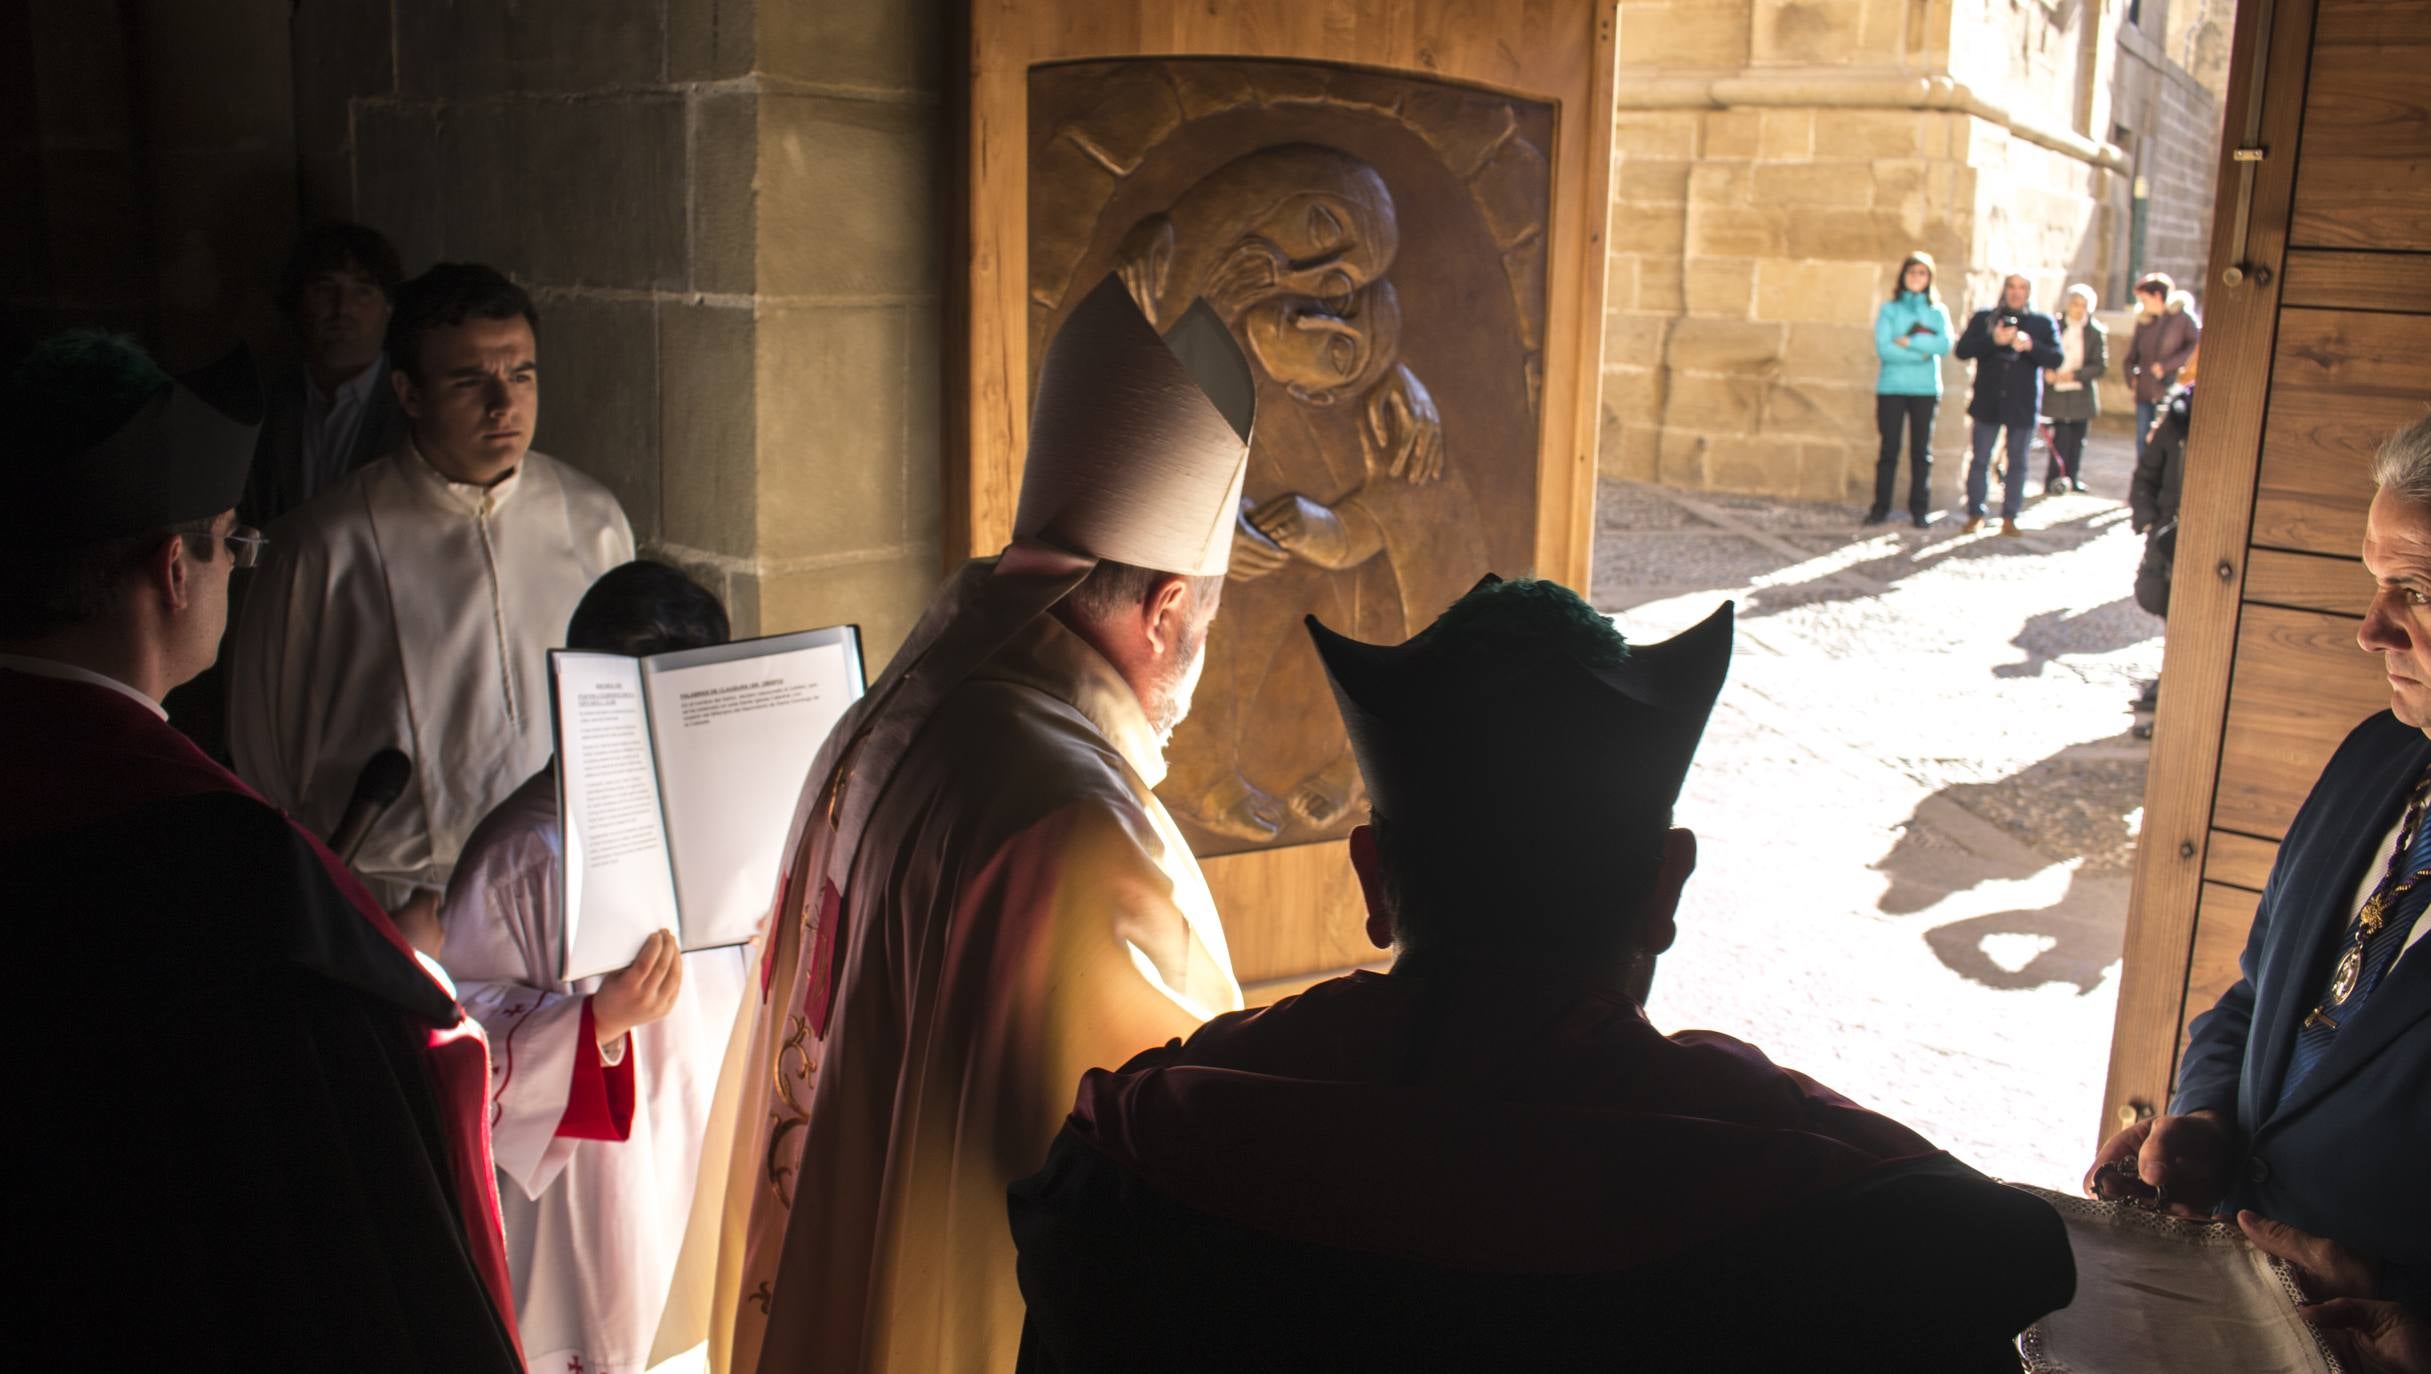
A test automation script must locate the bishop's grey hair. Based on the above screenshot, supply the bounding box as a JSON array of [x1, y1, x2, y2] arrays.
[[2373, 413, 2431, 505]]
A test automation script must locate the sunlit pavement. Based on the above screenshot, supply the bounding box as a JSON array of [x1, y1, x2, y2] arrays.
[[1595, 429, 2159, 1190]]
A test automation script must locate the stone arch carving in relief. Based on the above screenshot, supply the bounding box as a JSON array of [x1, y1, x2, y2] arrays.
[[1030, 58, 1551, 857]]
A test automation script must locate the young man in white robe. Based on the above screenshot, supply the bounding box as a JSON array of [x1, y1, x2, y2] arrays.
[[230, 262, 634, 941], [715, 275, 1257, 1374], [442, 561, 753, 1374]]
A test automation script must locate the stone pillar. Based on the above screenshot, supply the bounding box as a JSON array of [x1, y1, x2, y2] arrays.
[[294, 0, 946, 660], [1597, 0, 2221, 502]]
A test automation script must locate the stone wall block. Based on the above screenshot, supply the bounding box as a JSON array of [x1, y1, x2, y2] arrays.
[[1759, 378, 1867, 440], [1600, 366, 1663, 427], [1665, 316, 1787, 373], [1636, 257, 1684, 313], [1812, 110, 1929, 159], [440, 97, 688, 290], [1614, 158, 1691, 207], [759, 94, 938, 298], [759, 546, 944, 666], [1687, 204, 1790, 257], [1611, 112, 1700, 160], [1606, 204, 1686, 257], [1701, 109, 1763, 159], [1704, 435, 1793, 495], [1684, 256, 1757, 317], [1657, 429, 1709, 489], [1602, 310, 1672, 367], [670, 0, 756, 81], [1666, 373, 1764, 433], [1752, 258, 1880, 323], [1782, 207, 1913, 262], [761, 0, 944, 93], [536, 293, 662, 540], [397, 0, 663, 98], [1753, 0, 1859, 65], [1596, 409, 1662, 482], [660, 301, 758, 556], [1687, 161, 1753, 207], [1783, 322, 1881, 385], [1752, 162, 1871, 208], [353, 103, 448, 268], [1617, 0, 1752, 68], [1798, 440, 1862, 501], [756, 304, 909, 561], [903, 299, 943, 541], [137, 0, 292, 151], [1756, 109, 1813, 160], [692, 89, 758, 295]]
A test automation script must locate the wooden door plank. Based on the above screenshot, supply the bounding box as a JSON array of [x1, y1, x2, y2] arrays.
[[2204, 828, 2280, 893], [2184, 881, 2264, 1041], [2103, 0, 2320, 1153], [2214, 605, 2389, 839], [2250, 308, 2431, 555], [2243, 547, 2368, 618], [2279, 250, 2431, 314], [2288, 0, 2431, 250]]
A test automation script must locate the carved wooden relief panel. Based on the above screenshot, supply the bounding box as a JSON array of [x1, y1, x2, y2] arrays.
[[1030, 59, 1553, 858]]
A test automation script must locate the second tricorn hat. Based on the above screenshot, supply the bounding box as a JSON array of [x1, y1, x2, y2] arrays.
[[1308, 578, 1734, 910], [25, 342, 264, 543], [1014, 274, 1255, 577]]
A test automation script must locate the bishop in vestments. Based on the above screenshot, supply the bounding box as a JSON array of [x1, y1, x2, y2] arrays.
[[2, 332, 524, 1369], [716, 276, 1257, 1373], [230, 262, 633, 918], [442, 562, 755, 1374]]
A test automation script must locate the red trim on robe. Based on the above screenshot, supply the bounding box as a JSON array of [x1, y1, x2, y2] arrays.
[[0, 670, 524, 1355], [557, 997, 639, 1141], [804, 879, 845, 1037]]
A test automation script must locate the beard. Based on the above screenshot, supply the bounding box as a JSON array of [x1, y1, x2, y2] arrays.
[[1147, 615, 1211, 745]]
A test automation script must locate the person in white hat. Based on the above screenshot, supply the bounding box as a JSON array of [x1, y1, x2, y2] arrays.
[[715, 274, 1257, 1374]]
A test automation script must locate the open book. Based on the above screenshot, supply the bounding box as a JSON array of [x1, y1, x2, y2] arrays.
[[2013, 1186, 2342, 1374], [551, 625, 866, 983]]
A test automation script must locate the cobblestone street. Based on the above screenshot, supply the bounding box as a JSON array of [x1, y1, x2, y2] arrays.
[[1595, 429, 2160, 1190]]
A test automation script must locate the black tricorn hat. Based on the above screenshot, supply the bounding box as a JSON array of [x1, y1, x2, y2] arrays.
[[41, 345, 264, 542], [1307, 576, 1733, 910]]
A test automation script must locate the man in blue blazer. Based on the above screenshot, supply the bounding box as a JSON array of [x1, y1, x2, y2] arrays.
[[2089, 417, 2431, 1363]]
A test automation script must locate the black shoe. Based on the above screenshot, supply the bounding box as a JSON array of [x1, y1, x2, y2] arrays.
[[1911, 513, 1934, 529], [2131, 681, 2159, 710], [2045, 477, 2067, 497], [2071, 479, 2088, 493], [1861, 508, 1891, 526], [2132, 719, 2155, 741]]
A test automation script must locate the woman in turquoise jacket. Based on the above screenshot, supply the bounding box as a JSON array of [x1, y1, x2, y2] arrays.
[[1868, 251, 1954, 527]]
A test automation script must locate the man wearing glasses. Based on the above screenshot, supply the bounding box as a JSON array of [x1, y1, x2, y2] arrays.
[[0, 331, 525, 1367]]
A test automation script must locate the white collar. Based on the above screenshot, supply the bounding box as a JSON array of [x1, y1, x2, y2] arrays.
[[0, 653, 168, 720], [401, 439, 525, 512]]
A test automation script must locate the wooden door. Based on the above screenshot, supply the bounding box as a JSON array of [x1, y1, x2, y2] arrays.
[[2101, 0, 2431, 1143], [951, 1, 1618, 995]]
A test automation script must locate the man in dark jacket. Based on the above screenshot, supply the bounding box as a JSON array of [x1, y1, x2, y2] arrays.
[[241, 221, 410, 529], [2120, 273, 2201, 472], [2088, 416, 2431, 1348], [1010, 578, 2077, 1372], [1953, 272, 2063, 536]]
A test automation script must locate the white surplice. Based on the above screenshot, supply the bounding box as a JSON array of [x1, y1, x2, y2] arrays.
[[230, 444, 633, 905], [444, 766, 752, 1374], [718, 561, 1244, 1374]]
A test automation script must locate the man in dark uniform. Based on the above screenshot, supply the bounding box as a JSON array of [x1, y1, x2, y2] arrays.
[[1010, 577, 2076, 1372], [1, 331, 524, 1370], [2088, 415, 2431, 1372]]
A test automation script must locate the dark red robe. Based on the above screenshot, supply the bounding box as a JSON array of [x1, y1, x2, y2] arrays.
[[1011, 968, 2076, 1371], [2, 667, 525, 1370]]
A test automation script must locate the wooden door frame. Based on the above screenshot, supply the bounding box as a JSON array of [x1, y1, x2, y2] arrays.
[[2098, 0, 2319, 1146], [942, 0, 1619, 594]]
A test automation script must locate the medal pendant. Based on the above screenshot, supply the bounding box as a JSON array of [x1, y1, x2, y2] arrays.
[[2357, 893, 2386, 938], [2328, 941, 2366, 1006]]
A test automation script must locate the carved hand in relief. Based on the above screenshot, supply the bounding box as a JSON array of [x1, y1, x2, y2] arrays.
[[1228, 500, 1290, 581], [1287, 753, 1362, 828], [1364, 362, 1444, 484], [1249, 491, 1354, 569]]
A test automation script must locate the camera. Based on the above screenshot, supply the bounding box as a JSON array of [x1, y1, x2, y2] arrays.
[[1996, 310, 2026, 330]]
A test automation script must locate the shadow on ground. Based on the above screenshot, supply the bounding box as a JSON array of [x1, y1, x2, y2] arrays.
[[1873, 731, 2144, 994]]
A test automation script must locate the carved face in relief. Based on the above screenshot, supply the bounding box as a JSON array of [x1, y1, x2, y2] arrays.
[[1180, 145, 1400, 320], [1242, 279, 1403, 405]]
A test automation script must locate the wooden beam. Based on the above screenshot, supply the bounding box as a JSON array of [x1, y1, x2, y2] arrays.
[[2243, 547, 2367, 619], [2279, 249, 2431, 314]]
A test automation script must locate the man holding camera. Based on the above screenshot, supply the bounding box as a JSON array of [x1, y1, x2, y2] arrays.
[[1953, 273, 2063, 537]]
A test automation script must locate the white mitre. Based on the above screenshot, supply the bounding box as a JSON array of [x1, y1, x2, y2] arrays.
[[1014, 273, 1256, 577]]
